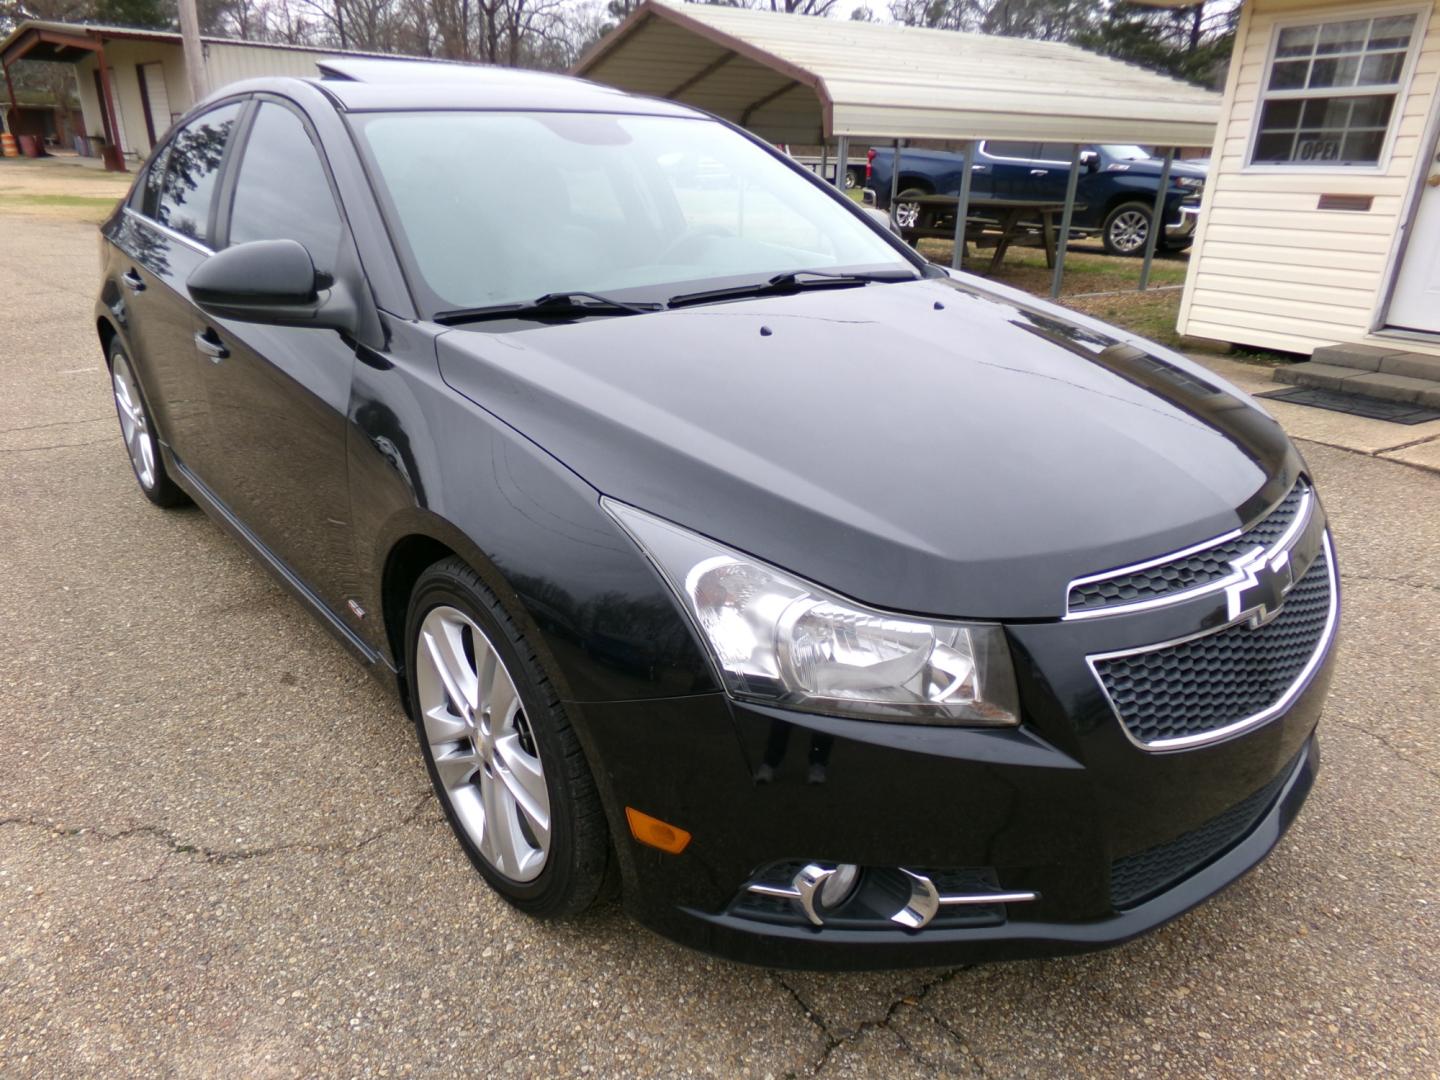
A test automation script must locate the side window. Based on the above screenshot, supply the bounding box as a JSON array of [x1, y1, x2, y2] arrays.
[[128, 141, 169, 214], [1038, 143, 1080, 163], [985, 141, 1042, 160], [156, 101, 243, 245], [228, 102, 343, 271]]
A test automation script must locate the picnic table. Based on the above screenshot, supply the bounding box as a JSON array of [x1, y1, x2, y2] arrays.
[[891, 195, 1087, 274]]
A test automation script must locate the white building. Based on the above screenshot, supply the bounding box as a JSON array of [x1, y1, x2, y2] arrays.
[[0, 20, 400, 171], [1176, 0, 1440, 360]]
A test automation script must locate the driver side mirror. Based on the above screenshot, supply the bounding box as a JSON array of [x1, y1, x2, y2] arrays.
[[1080, 150, 1100, 173], [187, 239, 361, 335]]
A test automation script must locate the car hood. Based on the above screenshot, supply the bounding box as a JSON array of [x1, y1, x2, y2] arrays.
[[435, 275, 1299, 620], [1109, 158, 1208, 181]]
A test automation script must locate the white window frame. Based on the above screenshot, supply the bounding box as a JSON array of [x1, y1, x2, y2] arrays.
[[1245, 4, 1428, 174]]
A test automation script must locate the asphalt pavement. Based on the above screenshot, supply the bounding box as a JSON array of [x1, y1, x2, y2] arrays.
[[1, 210, 1437, 1078]]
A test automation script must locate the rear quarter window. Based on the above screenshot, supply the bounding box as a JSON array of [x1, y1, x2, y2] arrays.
[[155, 101, 243, 245]]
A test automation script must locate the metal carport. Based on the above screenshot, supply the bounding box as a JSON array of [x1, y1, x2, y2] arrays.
[[575, 1, 1221, 293]]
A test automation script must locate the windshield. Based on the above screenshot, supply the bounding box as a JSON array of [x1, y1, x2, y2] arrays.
[[351, 111, 915, 314], [1101, 145, 1155, 162]]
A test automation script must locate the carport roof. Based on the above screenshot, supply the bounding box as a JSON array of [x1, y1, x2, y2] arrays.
[[575, 1, 1221, 146], [0, 19, 402, 67]]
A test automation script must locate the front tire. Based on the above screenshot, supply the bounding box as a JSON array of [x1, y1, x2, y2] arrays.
[[405, 557, 610, 918], [108, 341, 188, 508], [1102, 200, 1155, 257]]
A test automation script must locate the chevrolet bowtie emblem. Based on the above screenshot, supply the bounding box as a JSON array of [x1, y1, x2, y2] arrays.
[[1226, 545, 1298, 628]]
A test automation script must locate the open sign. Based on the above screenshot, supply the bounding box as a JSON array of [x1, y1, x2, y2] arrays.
[[1297, 137, 1342, 162]]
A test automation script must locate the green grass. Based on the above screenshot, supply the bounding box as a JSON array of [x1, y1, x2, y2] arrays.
[[904, 234, 1207, 348], [0, 193, 120, 208], [1063, 290, 1193, 351]]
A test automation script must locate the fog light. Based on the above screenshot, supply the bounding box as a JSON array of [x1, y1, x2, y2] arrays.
[[742, 862, 1040, 929], [820, 863, 860, 909]]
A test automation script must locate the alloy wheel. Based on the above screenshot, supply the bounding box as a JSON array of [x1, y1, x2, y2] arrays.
[[415, 605, 551, 882], [893, 201, 921, 229], [111, 353, 157, 490], [1108, 209, 1150, 254]]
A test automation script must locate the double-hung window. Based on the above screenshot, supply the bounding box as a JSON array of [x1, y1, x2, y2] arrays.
[[1251, 11, 1421, 168]]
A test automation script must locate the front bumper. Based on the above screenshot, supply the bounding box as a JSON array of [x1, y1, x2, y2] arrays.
[[1166, 202, 1200, 240], [572, 610, 1333, 969], [685, 735, 1317, 969]]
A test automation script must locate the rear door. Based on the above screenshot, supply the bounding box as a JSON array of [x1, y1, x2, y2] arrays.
[[980, 141, 1042, 199], [114, 100, 246, 478], [196, 97, 358, 609]]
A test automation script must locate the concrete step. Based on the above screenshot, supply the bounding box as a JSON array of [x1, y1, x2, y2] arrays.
[[1275, 360, 1440, 408], [1311, 343, 1440, 380]]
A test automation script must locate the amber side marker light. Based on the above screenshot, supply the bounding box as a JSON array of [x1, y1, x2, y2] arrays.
[[625, 807, 691, 854]]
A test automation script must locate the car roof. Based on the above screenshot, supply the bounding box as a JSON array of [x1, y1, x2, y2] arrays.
[[295, 57, 705, 118]]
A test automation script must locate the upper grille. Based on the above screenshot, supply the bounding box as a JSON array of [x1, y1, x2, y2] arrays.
[[1110, 750, 1296, 908], [1068, 482, 1310, 614], [1093, 545, 1333, 748]]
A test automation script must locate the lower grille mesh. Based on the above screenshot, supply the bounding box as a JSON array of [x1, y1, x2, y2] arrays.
[[1110, 754, 1296, 909], [1093, 547, 1333, 747]]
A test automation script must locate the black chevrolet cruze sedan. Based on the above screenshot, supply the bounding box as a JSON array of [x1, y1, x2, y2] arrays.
[[96, 58, 1338, 969]]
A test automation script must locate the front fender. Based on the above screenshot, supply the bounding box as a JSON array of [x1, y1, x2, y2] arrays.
[[346, 325, 716, 707]]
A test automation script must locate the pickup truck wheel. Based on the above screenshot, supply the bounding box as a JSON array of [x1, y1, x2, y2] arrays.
[[843, 167, 859, 190], [892, 188, 928, 231], [1102, 201, 1154, 257]]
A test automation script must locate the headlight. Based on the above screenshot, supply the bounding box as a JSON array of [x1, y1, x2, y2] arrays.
[[605, 501, 1020, 727], [1175, 176, 1204, 190]]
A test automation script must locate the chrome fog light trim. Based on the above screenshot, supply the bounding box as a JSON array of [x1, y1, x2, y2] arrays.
[[742, 864, 1038, 929]]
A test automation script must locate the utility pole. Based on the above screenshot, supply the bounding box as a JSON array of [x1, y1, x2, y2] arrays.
[[177, 0, 209, 105]]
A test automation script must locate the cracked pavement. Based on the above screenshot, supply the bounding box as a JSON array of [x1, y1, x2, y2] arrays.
[[2, 207, 1438, 1078]]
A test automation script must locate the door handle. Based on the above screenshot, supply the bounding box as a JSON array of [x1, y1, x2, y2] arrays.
[[1029, 169, 1049, 176], [971, 164, 990, 172], [194, 328, 229, 362], [1427, 173, 1440, 188], [121, 269, 145, 292]]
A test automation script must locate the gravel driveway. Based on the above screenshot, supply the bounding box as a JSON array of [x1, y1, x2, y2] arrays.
[[1, 210, 1437, 1078]]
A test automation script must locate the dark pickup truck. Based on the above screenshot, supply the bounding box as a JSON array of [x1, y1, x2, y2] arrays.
[[867, 142, 1207, 256]]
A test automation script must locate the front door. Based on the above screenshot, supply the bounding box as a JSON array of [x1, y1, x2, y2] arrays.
[[197, 98, 357, 611], [1388, 136, 1440, 333]]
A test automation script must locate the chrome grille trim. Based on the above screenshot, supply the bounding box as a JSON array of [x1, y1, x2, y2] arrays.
[[1086, 532, 1338, 753], [1064, 481, 1313, 621]]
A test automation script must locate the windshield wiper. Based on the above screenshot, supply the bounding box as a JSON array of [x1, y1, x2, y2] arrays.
[[435, 291, 662, 325], [667, 269, 918, 310]]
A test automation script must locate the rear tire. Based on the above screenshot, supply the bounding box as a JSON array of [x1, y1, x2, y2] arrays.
[[405, 557, 610, 918], [107, 340, 188, 508], [892, 187, 930, 231]]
